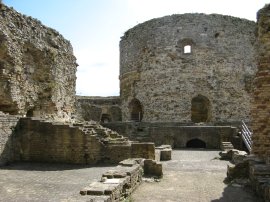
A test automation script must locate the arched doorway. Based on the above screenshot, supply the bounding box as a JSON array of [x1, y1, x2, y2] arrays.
[[101, 114, 111, 123], [186, 138, 206, 148], [129, 98, 143, 122], [191, 95, 210, 123]]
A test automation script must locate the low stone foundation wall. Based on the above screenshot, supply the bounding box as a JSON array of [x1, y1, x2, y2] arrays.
[[103, 122, 237, 149], [80, 158, 162, 201], [0, 111, 19, 165], [12, 118, 155, 164]]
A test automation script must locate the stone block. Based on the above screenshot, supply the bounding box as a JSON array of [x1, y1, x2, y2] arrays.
[[160, 149, 172, 161], [131, 142, 155, 159], [144, 159, 163, 177]]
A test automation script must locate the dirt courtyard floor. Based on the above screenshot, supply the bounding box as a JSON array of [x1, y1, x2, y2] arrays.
[[0, 150, 262, 202], [131, 149, 261, 202]]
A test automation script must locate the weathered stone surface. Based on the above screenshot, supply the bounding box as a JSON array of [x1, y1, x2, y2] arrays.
[[76, 96, 122, 123], [227, 160, 249, 180], [0, 5, 77, 121], [131, 142, 155, 159], [12, 118, 135, 164], [144, 159, 163, 177], [0, 111, 19, 165], [120, 14, 256, 123], [80, 162, 144, 201], [105, 122, 237, 149], [251, 3, 270, 162]]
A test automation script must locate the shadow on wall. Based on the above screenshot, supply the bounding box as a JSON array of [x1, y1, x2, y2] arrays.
[[0, 117, 19, 166], [0, 134, 13, 166]]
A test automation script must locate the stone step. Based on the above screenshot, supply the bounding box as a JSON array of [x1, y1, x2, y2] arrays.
[[221, 141, 234, 151]]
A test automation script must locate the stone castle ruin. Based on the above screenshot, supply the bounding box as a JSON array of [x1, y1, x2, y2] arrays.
[[0, 5, 155, 168], [0, 1, 270, 201], [119, 14, 256, 123]]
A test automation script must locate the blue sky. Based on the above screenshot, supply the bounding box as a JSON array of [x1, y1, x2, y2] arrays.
[[3, 0, 270, 96]]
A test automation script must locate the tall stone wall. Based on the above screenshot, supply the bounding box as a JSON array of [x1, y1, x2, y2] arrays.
[[0, 5, 77, 121], [251, 4, 270, 161], [76, 96, 122, 123], [120, 14, 257, 123], [0, 111, 19, 165]]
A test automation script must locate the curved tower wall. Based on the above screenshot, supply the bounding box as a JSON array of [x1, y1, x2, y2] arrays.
[[120, 14, 257, 122]]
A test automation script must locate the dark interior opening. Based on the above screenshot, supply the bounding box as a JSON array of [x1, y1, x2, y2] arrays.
[[101, 114, 111, 123], [191, 95, 210, 123], [129, 98, 143, 122], [186, 138, 206, 148], [26, 109, 34, 117]]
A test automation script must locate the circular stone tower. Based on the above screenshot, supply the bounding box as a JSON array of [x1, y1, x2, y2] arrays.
[[120, 14, 256, 123]]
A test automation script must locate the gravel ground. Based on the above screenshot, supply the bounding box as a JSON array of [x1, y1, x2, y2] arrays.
[[131, 149, 261, 202], [0, 163, 116, 202]]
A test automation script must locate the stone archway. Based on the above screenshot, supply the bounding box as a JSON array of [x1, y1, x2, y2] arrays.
[[129, 98, 143, 122], [191, 95, 211, 123], [186, 138, 206, 148], [101, 113, 111, 123]]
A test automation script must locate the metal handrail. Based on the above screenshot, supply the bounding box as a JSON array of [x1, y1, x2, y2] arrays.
[[241, 121, 252, 152]]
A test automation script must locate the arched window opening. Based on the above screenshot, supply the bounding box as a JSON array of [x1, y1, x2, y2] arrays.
[[184, 45, 191, 54], [129, 98, 143, 122], [26, 109, 34, 117], [101, 114, 111, 123], [191, 95, 211, 123], [186, 138, 206, 148]]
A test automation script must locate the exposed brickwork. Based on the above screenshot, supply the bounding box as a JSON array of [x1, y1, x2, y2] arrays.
[[251, 4, 270, 161], [120, 14, 256, 123], [0, 111, 19, 165]]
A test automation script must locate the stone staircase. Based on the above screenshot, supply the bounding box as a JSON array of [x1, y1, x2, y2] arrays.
[[14, 117, 155, 164], [221, 141, 234, 151]]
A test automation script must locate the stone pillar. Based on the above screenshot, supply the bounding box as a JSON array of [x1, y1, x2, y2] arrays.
[[251, 4, 270, 162]]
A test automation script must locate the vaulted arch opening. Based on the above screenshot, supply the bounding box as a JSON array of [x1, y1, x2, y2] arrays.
[[186, 138, 206, 148], [191, 95, 211, 123], [129, 98, 143, 122], [101, 113, 111, 123]]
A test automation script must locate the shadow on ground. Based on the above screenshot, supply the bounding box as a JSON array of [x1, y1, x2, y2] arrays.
[[211, 185, 262, 202], [0, 162, 117, 171]]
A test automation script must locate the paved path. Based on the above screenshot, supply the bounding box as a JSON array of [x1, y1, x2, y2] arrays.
[[0, 163, 116, 202], [131, 149, 261, 202]]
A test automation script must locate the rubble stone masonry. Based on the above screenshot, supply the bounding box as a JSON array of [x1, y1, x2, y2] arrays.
[[0, 5, 77, 121], [251, 4, 270, 161], [0, 111, 19, 165], [120, 14, 257, 122]]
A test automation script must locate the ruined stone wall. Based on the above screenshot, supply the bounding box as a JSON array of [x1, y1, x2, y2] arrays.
[[0, 5, 77, 121], [12, 118, 154, 164], [120, 14, 256, 123], [103, 122, 237, 149], [251, 4, 270, 161], [0, 111, 19, 165], [76, 96, 122, 123]]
